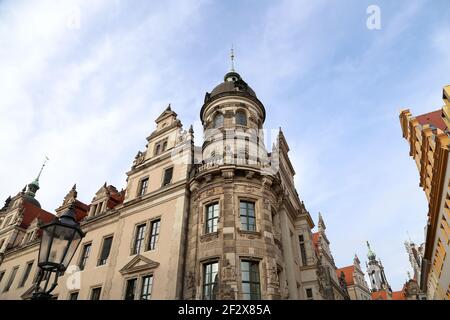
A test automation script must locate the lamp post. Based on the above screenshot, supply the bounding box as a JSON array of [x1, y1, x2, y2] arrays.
[[32, 205, 85, 300]]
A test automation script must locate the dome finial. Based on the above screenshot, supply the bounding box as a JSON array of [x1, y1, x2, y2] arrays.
[[366, 241, 376, 260], [230, 45, 235, 72]]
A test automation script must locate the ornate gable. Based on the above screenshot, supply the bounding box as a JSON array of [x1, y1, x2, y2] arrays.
[[119, 254, 160, 275]]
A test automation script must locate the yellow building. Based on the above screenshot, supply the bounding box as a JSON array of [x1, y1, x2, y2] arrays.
[[399, 85, 450, 300]]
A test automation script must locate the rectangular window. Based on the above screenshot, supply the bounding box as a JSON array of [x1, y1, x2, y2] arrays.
[[299, 235, 307, 266], [162, 167, 173, 186], [18, 261, 33, 288], [148, 219, 160, 251], [124, 278, 137, 300], [69, 292, 79, 300], [205, 203, 219, 234], [139, 178, 149, 196], [203, 262, 219, 300], [3, 266, 19, 292], [241, 260, 260, 300], [140, 275, 153, 300], [90, 287, 102, 300], [306, 288, 313, 300], [133, 224, 147, 254], [79, 243, 92, 270], [240, 201, 256, 231], [98, 236, 113, 266]]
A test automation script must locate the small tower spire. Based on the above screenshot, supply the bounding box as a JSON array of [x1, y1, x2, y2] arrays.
[[35, 156, 49, 183], [230, 45, 235, 72], [25, 156, 49, 198]]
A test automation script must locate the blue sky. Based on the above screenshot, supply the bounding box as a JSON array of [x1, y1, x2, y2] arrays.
[[0, 0, 449, 291]]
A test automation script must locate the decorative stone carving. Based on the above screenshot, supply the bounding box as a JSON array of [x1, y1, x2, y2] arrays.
[[262, 176, 273, 190], [222, 260, 236, 282], [133, 151, 145, 165], [245, 171, 255, 179], [187, 271, 195, 289], [268, 265, 280, 286], [221, 169, 234, 181]]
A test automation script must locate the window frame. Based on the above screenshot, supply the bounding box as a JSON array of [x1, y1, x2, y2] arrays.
[[132, 223, 147, 255], [98, 235, 114, 266], [235, 110, 247, 126], [147, 219, 161, 251], [3, 266, 19, 292], [138, 177, 149, 197], [79, 242, 92, 271], [202, 261, 219, 300], [239, 200, 256, 232], [90, 286, 102, 300], [68, 291, 79, 300], [140, 274, 154, 300], [305, 288, 314, 300], [299, 235, 308, 266], [18, 260, 34, 288], [240, 260, 261, 300], [124, 277, 138, 300], [213, 113, 224, 128], [205, 202, 220, 234], [162, 166, 174, 187]]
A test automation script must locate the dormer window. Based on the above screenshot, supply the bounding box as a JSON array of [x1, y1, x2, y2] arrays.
[[213, 113, 224, 128], [154, 138, 168, 156], [236, 110, 247, 126]]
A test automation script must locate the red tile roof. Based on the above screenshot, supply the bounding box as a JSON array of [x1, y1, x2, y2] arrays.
[[416, 109, 446, 131], [336, 266, 355, 286], [371, 291, 388, 300], [20, 201, 55, 229], [312, 232, 320, 254], [392, 291, 406, 300]]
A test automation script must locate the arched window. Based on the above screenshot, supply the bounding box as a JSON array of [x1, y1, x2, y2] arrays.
[[213, 113, 223, 128], [235, 110, 247, 126]]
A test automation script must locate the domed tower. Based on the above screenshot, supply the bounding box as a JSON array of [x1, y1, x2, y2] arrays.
[[200, 54, 268, 169], [183, 52, 313, 300], [366, 241, 391, 292]]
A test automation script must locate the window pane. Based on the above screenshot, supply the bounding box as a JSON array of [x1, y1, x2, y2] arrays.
[[163, 168, 173, 186], [205, 203, 219, 233], [125, 278, 137, 300], [148, 220, 160, 250], [69, 292, 79, 300], [241, 260, 260, 300], [4, 267, 18, 292], [99, 236, 113, 265], [140, 275, 153, 300], [79, 244, 91, 270], [214, 114, 223, 128], [91, 287, 101, 300], [240, 201, 256, 231], [203, 262, 219, 300], [133, 224, 146, 254], [19, 262, 33, 287]]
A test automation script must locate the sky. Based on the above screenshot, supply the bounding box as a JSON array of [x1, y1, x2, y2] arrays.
[[0, 0, 449, 291]]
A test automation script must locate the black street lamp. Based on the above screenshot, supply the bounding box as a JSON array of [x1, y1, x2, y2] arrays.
[[32, 205, 85, 300]]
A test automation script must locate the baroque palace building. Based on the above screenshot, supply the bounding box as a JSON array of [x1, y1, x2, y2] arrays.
[[399, 85, 450, 300], [0, 63, 349, 300]]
